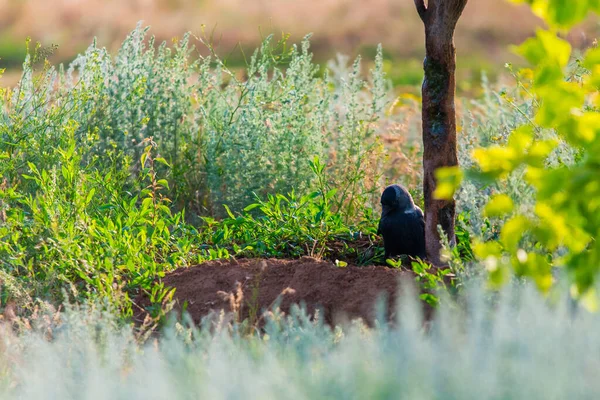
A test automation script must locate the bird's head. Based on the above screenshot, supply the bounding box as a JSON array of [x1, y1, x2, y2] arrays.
[[380, 184, 414, 216]]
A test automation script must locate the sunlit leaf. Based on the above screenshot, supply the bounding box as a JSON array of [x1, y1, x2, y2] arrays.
[[484, 194, 514, 218], [510, 0, 591, 29], [501, 215, 530, 251], [473, 241, 504, 259], [433, 167, 463, 200], [472, 147, 519, 178], [508, 125, 534, 150], [516, 29, 571, 71], [535, 83, 584, 128]]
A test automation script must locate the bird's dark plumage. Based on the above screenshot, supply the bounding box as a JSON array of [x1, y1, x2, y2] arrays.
[[377, 184, 426, 259]]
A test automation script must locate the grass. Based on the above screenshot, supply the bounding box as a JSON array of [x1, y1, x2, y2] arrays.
[[1, 280, 598, 399]]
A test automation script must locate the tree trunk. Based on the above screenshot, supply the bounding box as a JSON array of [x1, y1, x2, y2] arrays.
[[414, 0, 467, 266]]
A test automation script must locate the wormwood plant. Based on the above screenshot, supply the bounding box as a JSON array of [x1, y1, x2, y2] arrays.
[[65, 27, 198, 208], [440, 1, 600, 308], [197, 34, 326, 214], [56, 26, 393, 219], [196, 34, 390, 218]]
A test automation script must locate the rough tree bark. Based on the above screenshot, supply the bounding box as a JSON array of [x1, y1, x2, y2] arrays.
[[414, 0, 468, 266]]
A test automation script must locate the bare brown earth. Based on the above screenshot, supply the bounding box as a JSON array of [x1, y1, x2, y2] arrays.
[[149, 257, 428, 326]]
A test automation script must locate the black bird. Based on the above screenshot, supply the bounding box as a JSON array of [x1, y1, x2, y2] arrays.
[[377, 184, 426, 259]]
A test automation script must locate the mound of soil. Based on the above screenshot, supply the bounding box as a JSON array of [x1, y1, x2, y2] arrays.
[[148, 257, 428, 326]]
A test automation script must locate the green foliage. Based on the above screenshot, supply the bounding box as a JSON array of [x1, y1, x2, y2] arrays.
[[456, 3, 600, 307], [0, 32, 396, 315], [202, 191, 354, 258], [199, 157, 381, 262], [483, 194, 514, 218], [433, 166, 463, 200], [0, 134, 201, 316], [0, 45, 209, 315], [510, 0, 599, 29], [2, 25, 390, 220], [60, 26, 389, 217], [386, 256, 452, 307], [199, 35, 326, 213], [411, 259, 452, 307]]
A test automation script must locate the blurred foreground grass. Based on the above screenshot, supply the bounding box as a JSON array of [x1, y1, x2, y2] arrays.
[[1, 281, 598, 399]]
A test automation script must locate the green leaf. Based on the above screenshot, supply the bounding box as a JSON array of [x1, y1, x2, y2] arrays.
[[433, 167, 463, 200], [535, 83, 584, 128], [21, 174, 36, 181], [501, 215, 530, 251], [156, 179, 170, 190], [571, 112, 600, 144], [508, 125, 534, 150], [243, 203, 261, 212], [484, 194, 514, 218], [510, 0, 591, 29], [472, 146, 519, 178], [154, 157, 171, 167], [473, 241, 503, 259], [583, 47, 600, 69], [140, 152, 148, 168], [141, 197, 154, 211], [223, 204, 236, 219], [85, 188, 96, 205], [526, 140, 558, 167], [325, 188, 337, 200], [419, 293, 439, 307], [517, 29, 571, 67]]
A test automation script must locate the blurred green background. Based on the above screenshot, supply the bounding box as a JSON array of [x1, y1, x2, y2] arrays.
[[0, 0, 597, 88]]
